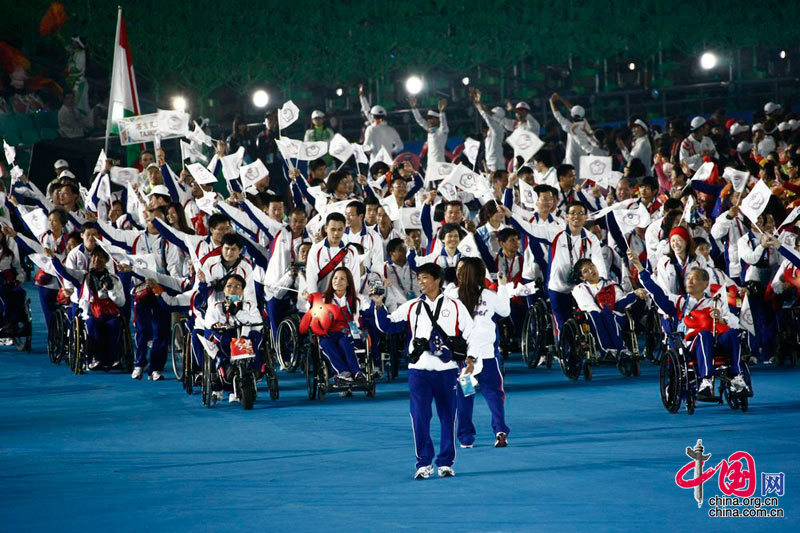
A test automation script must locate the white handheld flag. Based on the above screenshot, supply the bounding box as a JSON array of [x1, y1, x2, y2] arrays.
[[186, 121, 213, 147], [186, 162, 218, 185], [444, 164, 491, 197], [739, 294, 755, 335], [4, 139, 16, 165], [278, 100, 300, 130], [425, 162, 456, 184], [379, 195, 401, 222], [505, 129, 544, 162], [109, 166, 139, 186], [369, 146, 393, 167], [722, 167, 750, 193], [579, 155, 613, 188], [400, 207, 422, 230], [86, 173, 111, 211], [180, 140, 208, 163], [739, 180, 772, 225], [457, 232, 481, 258], [691, 161, 715, 182], [518, 178, 538, 209], [608, 170, 624, 189], [328, 133, 354, 162], [353, 144, 369, 165], [220, 146, 245, 181], [10, 165, 24, 179], [681, 196, 695, 224], [298, 141, 328, 161], [462, 137, 480, 166], [22, 208, 49, 238], [239, 159, 269, 189], [196, 190, 218, 215], [275, 138, 302, 161], [93, 149, 107, 174], [156, 109, 190, 137]]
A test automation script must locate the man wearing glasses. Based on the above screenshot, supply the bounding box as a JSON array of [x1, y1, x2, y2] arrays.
[[547, 201, 608, 337]]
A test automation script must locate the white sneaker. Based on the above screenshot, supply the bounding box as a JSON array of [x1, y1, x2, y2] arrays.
[[748, 356, 759, 366], [413, 465, 433, 480], [149, 371, 164, 381], [730, 374, 749, 393], [537, 354, 547, 366], [0, 338, 13, 346], [766, 356, 778, 365], [131, 367, 144, 380], [698, 377, 713, 395], [459, 443, 474, 449], [437, 466, 455, 478], [228, 393, 240, 403]]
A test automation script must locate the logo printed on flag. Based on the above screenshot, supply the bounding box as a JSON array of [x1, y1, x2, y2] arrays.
[[278, 100, 300, 130], [463, 137, 480, 165]]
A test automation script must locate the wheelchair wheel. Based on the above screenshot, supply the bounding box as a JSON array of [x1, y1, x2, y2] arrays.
[[304, 342, 318, 400], [170, 320, 186, 380], [118, 321, 134, 373], [262, 340, 280, 401], [497, 317, 515, 360], [659, 350, 683, 414], [521, 307, 538, 368], [276, 316, 300, 372], [202, 351, 214, 408], [72, 317, 85, 375], [317, 348, 329, 402], [558, 320, 584, 381], [47, 308, 66, 364], [237, 372, 257, 410], [182, 331, 194, 395], [14, 299, 32, 352]]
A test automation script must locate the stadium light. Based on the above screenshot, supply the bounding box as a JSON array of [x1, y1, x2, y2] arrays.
[[700, 52, 718, 70], [780, 50, 787, 59], [461, 76, 470, 86], [171, 96, 187, 112], [405, 75, 423, 95], [252, 90, 269, 108], [628, 62, 636, 71], [335, 87, 344, 97]]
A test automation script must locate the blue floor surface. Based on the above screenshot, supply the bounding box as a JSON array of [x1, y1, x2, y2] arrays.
[[0, 285, 797, 531]]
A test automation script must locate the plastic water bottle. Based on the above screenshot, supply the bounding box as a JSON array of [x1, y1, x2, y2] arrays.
[[459, 373, 476, 397]]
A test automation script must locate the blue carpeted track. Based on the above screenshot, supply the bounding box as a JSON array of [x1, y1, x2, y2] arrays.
[[0, 285, 797, 532]]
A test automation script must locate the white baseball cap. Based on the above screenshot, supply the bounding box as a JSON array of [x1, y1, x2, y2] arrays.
[[370, 105, 387, 117], [736, 141, 752, 153], [515, 101, 530, 111], [491, 106, 505, 120], [764, 102, 782, 114], [633, 118, 649, 131], [729, 123, 748, 136], [570, 105, 585, 120], [427, 110, 440, 118], [54, 159, 69, 169], [59, 169, 76, 179], [751, 123, 764, 133], [148, 184, 171, 197], [311, 110, 325, 119], [690, 116, 706, 131]]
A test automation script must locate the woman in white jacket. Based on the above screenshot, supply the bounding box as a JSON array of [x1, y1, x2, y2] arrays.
[[448, 256, 511, 449]]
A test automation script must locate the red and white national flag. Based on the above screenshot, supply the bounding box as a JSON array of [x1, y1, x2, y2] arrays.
[[105, 8, 140, 141]]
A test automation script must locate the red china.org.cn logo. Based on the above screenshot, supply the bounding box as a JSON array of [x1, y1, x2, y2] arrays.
[[674, 440, 785, 518]]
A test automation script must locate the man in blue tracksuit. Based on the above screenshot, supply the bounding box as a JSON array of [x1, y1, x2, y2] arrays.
[[371, 263, 474, 479]]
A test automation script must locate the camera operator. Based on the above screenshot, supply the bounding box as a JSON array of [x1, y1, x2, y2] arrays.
[[370, 263, 474, 480]]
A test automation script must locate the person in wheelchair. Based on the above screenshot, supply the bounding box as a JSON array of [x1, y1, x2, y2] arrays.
[[570, 258, 638, 360], [49, 246, 126, 370], [312, 267, 367, 386], [0, 229, 26, 340], [204, 274, 264, 386], [629, 252, 749, 397]]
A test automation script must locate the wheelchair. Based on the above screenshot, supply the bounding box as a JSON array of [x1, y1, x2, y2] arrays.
[[659, 329, 753, 415], [275, 313, 305, 372], [521, 296, 555, 369], [201, 324, 267, 410], [497, 316, 517, 360], [70, 314, 134, 375], [617, 309, 644, 377], [0, 297, 32, 352], [305, 333, 376, 400], [557, 308, 599, 381]]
